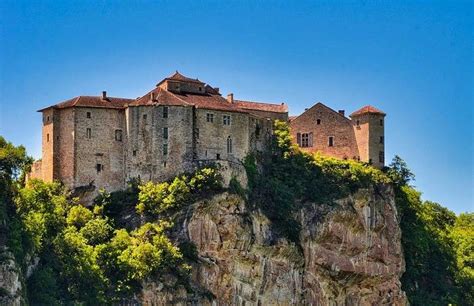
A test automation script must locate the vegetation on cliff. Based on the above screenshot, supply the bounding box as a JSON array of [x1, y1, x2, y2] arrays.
[[1, 128, 473, 305]]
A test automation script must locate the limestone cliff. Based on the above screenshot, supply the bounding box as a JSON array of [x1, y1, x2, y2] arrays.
[[140, 184, 407, 305]]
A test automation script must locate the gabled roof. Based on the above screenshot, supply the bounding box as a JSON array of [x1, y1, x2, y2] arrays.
[[38, 96, 134, 112], [234, 99, 288, 113], [130, 87, 191, 107], [156, 71, 205, 87], [350, 105, 385, 117]]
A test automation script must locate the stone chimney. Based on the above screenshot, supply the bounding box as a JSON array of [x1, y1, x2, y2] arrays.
[[102, 91, 107, 100], [150, 92, 156, 101], [227, 93, 234, 103], [338, 110, 345, 116]]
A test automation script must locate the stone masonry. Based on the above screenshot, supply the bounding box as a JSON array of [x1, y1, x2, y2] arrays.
[[31, 71, 385, 198]]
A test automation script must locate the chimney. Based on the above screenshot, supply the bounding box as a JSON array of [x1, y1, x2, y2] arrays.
[[227, 93, 234, 103], [150, 92, 155, 101], [304, 108, 308, 112], [214, 87, 220, 94], [102, 91, 107, 100], [338, 110, 345, 116]]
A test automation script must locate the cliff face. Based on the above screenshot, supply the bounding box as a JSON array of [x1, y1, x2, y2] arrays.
[[141, 184, 407, 305]]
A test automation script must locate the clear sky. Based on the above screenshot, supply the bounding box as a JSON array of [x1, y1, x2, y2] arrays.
[[0, 0, 472, 213]]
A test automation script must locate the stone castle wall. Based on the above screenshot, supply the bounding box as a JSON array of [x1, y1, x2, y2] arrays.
[[74, 107, 126, 192], [125, 105, 194, 183], [290, 103, 360, 160]]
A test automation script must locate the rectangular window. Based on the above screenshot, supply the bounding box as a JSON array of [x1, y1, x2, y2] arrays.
[[380, 136, 384, 144], [143, 114, 147, 120], [223, 115, 231, 125], [86, 128, 92, 139], [163, 106, 169, 118], [96, 163, 103, 173], [115, 129, 123, 141], [163, 143, 168, 156], [47, 116, 50, 122], [132, 150, 137, 156], [46, 133, 50, 142], [301, 133, 309, 147], [379, 151, 384, 163], [380, 119, 383, 126], [227, 137, 233, 154], [163, 127, 168, 139], [328, 136, 334, 147], [206, 113, 214, 123], [300, 133, 313, 147], [86, 112, 91, 119]]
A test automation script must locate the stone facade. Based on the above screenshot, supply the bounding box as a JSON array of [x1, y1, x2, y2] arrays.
[[32, 72, 385, 197], [290, 103, 386, 168], [33, 72, 288, 199]]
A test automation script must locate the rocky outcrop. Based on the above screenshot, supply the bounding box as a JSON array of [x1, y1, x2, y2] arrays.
[[0, 247, 23, 306], [141, 184, 407, 305]]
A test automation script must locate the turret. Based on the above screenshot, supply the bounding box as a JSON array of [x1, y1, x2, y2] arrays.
[[350, 105, 386, 168]]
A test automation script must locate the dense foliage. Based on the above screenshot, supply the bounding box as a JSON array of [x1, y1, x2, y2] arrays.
[[244, 120, 389, 242], [1, 129, 472, 305], [391, 157, 473, 305]]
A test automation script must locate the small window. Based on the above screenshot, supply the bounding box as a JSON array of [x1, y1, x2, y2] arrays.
[[115, 129, 123, 141], [86, 128, 92, 139], [255, 124, 261, 137], [143, 114, 147, 120], [96, 163, 103, 173], [227, 136, 233, 154], [132, 150, 137, 156], [198, 87, 202, 91], [380, 119, 383, 126], [379, 151, 384, 163], [223, 115, 231, 125], [47, 116, 50, 122], [163, 143, 168, 156], [328, 136, 334, 147], [356, 120, 360, 126], [163, 106, 169, 118], [206, 113, 214, 123], [216, 153, 221, 160], [86, 112, 91, 119], [301, 133, 309, 147], [163, 161, 167, 167], [163, 127, 168, 139], [46, 133, 50, 142], [316, 119, 321, 125], [380, 136, 384, 144]]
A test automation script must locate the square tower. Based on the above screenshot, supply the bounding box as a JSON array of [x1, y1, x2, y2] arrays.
[[350, 106, 386, 168]]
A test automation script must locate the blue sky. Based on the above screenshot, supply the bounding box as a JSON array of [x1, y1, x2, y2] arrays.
[[0, 0, 472, 213]]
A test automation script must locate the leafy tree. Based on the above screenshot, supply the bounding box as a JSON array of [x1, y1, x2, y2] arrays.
[[386, 155, 415, 186]]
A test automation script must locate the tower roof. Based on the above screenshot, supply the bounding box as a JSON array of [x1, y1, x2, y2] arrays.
[[350, 105, 385, 117], [156, 71, 205, 87]]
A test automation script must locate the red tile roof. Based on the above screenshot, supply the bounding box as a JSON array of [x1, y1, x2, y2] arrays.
[[234, 100, 288, 113], [177, 93, 247, 113], [38, 96, 134, 112], [130, 87, 191, 107], [350, 105, 386, 117], [156, 71, 205, 87]]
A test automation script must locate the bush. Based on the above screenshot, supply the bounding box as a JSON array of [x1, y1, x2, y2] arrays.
[[136, 167, 223, 216]]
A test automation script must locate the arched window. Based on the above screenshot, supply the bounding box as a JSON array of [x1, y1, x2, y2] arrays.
[[227, 136, 233, 154]]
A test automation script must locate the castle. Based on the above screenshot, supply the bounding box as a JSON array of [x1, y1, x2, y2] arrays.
[[29, 72, 385, 196]]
